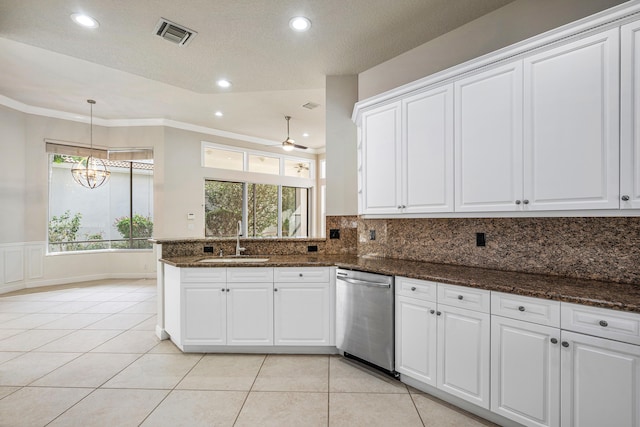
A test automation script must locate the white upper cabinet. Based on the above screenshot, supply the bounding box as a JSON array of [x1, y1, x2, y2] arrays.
[[523, 29, 620, 210], [622, 20, 640, 209], [454, 62, 523, 212], [360, 85, 454, 215], [360, 101, 402, 214], [402, 86, 454, 213]]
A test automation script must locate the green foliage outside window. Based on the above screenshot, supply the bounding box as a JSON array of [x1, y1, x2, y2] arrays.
[[48, 210, 82, 251], [113, 214, 154, 249]]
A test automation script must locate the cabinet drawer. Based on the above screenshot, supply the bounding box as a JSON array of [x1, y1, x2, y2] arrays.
[[396, 277, 437, 302], [227, 268, 273, 283], [561, 303, 640, 346], [491, 292, 560, 327], [438, 283, 490, 313], [181, 268, 226, 283], [274, 267, 330, 283]]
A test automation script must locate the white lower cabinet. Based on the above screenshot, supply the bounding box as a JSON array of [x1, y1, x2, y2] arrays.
[[561, 330, 640, 427], [491, 315, 560, 427], [226, 282, 273, 345], [165, 265, 334, 350], [395, 278, 490, 409], [395, 294, 437, 386], [437, 303, 490, 409], [182, 283, 226, 345], [274, 281, 331, 345]]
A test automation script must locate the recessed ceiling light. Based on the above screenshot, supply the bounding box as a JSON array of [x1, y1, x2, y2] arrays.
[[217, 79, 232, 88], [289, 16, 311, 32], [71, 13, 99, 28], [214, 111, 223, 117], [303, 133, 309, 137]]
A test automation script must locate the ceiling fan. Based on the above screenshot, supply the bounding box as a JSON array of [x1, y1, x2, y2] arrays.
[[281, 116, 308, 151]]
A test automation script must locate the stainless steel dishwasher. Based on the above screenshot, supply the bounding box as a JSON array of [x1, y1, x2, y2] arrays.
[[335, 268, 397, 376]]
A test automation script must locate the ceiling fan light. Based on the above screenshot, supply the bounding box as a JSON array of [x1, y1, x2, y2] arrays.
[[282, 140, 295, 151]]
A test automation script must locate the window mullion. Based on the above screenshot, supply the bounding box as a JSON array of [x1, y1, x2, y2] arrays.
[[277, 185, 283, 238], [242, 183, 248, 238]]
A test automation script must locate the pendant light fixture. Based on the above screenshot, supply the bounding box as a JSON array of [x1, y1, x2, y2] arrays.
[[282, 115, 308, 151], [71, 99, 111, 189]]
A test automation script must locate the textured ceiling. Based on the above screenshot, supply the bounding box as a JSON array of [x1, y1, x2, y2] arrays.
[[0, 0, 515, 149]]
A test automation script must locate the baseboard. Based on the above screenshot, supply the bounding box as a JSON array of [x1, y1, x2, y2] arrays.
[[401, 376, 520, 427], [0, 273, 158, 294]]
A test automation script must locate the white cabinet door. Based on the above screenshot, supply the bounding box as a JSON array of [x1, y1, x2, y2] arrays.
[[274, 282, 330, 346], [524, 29, 620, 211], [561, 330, 640, 427], [491, 316, 561, 427], [437, 304, 491, 409], [182, 284, 226, 345], [402, 85, 454, 213], [395, 295, 437, 386], [455, 61, 523, 212], [226, 282, 273, 346], [622, 20, 640, 209], [361, 101, 402, 214]]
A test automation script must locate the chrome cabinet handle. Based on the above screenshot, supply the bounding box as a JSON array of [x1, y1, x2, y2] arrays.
[[562, 341, 569, 348], [411, 287, 416, 291], [430, 309, 435, 314], [599, 320, 608, 327], [457, 295, 463, 300], [523, 199, 529, 204], [550, 338, 558, 344], [518, 306, 525, 312], [515, 200, 521, 205], [622, 195, 630, 201], [274, 288, 278, 292], [436, 311, 442, 316], [299, 273, 303, 277]]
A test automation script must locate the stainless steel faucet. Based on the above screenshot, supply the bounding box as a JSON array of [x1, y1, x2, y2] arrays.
[[235, 220, 246, 256]]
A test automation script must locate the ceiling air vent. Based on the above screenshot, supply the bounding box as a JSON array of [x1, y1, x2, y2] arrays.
[[154, 18, 197, 46], [302, 102, 320, 110]]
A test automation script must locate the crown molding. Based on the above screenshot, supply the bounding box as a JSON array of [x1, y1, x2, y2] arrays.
[[0, 94, 319, 154]]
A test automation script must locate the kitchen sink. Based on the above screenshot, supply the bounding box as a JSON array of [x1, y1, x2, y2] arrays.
[[198, 257, 270, 263]]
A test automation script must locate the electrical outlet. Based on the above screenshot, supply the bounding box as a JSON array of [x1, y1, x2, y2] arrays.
[[307, 245, 318, 252], [476, 232, 486, 247], [204, 246, 214, 253], [369, 230, 376, 240], [329, 229, 340, 239]]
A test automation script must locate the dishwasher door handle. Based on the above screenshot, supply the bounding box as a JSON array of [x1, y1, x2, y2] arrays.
[[337, 276, 391, 288]]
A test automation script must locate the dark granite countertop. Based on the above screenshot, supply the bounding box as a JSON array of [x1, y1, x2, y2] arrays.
[[160, 255, 640, 313]]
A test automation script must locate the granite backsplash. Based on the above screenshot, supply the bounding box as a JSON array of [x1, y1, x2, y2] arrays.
[[357, 216, 640, 285]]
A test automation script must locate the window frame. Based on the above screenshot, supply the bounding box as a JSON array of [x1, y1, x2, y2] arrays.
[[201, 141, 317, 238], [46, 141, 154, 254]]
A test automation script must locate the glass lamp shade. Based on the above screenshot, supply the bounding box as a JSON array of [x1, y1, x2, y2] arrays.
[[71, 155, 111, 189], [282, 138, 295, 151]]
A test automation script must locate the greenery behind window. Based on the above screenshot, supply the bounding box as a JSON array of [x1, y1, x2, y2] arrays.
[[205, 180, 309, 238], [48, 154, 154, 252]]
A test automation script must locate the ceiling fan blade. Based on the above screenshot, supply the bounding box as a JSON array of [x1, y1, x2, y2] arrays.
[[293, 144, 308, 150]]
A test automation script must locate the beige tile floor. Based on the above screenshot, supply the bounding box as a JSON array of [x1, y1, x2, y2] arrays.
[[0, 279, 497, 426]]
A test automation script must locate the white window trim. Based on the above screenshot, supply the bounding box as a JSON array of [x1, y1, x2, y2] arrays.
[[202, 141, 315, 182]]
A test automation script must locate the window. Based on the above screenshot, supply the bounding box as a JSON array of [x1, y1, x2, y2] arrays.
[[248, 155, 280, 175], [203, 146, 243, 170], [47, 145, 153, 253], [205, 180, 309, 238], [202, 141, 315, 238]]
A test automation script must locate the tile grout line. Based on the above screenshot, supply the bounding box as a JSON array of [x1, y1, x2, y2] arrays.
[[231, 353, 268, 426], [409, 390, 427, 427], [136, 351, 206, 426]]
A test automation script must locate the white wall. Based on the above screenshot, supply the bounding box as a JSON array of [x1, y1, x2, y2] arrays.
[[325, 75, 358, 216], [358, 0, 628, 99], [0, 105, 26, 243], [0, 110, 160, 292]]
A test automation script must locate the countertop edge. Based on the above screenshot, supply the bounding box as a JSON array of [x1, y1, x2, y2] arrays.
[[159, 255, 640, 314]]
